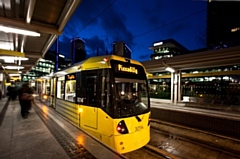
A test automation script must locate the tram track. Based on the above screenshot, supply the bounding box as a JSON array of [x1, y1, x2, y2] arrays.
[[149, 119, 240, 159], [124, 146, 172, 159]]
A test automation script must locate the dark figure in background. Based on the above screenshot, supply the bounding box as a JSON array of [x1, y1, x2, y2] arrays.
[[7, 86, 13, 101], [0, 90, 2, 100], [11, 86, 18, 100], [18, 83, 33, 119]]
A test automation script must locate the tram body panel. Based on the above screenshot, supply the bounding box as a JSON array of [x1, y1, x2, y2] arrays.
[[81, 106, 98, 129], [53, 100, 150, 153], [55, 99, 79, 125], [80, 107, 114, 145], [110, 112, 151, 153]]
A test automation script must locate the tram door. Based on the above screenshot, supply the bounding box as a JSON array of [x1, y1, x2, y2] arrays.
[[50, 77, 57, 108], [82, 75, 98, 129]]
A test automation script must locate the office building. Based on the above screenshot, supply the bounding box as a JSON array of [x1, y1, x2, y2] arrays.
[[70, 38, 86, 64], [149, 39, 189, 60], [22, 51, 71, 82], [206, 1, 240, 49], [113, 42, 132, 59]]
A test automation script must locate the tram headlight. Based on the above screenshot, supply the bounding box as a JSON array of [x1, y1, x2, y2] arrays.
[[43, 94, 48, 100], [117, 120, 129, 134]]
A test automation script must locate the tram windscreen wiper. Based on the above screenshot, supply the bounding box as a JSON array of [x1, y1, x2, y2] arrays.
[[135, 115, 141, 122]]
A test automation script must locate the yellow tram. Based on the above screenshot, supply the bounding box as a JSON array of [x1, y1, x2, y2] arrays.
[[47, 55, 151, 154]]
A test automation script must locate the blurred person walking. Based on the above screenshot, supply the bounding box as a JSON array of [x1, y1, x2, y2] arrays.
[[18, 83, 33, 119]]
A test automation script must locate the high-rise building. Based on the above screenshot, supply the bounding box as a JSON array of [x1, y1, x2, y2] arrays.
[[70, 38, 86, 64], [206, 1, 240, 49], [149, 39, 189, 60], [113, 42, 132, 59], [22, 51, 71, 82]]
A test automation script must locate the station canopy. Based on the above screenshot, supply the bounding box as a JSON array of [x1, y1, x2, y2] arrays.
[[142, 45, 240, 73], [0, 0, 82, 74]]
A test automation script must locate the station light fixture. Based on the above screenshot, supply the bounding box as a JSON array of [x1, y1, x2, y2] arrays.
[[0, 56, 28, 63], [9, 73, 21, 76], [59, 54, 65, 58], [165, 67, 175, 73], [0, 26, 40, 37], [3, 66, 24, 70]]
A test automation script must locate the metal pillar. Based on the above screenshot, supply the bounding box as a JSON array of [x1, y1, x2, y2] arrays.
[[174, 73, 178, 105], [170, 72, 174, 104], [178, 70, 182, 102]]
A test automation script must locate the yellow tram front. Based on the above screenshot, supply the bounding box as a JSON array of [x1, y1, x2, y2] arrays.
[[97, 58, 151, 153]]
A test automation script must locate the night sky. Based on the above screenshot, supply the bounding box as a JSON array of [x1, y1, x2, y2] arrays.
[[51, 0, 207, 62]]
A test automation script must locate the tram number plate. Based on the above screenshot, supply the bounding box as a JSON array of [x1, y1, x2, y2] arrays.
[[135, 125, 143, 132], [78, 98, 84, 103]]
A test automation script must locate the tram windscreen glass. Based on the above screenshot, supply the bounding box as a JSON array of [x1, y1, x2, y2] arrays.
[[110, 60, 146, 79], [115, 78, 150, 117]]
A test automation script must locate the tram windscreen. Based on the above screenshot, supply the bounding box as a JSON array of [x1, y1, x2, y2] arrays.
[[115, 78, 150, 117]]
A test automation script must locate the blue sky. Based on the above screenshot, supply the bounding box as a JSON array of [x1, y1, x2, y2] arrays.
[[51, 0, 207, 62]]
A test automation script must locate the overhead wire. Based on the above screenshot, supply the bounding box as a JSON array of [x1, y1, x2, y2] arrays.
[[72, 0, 117, 38], [125, 8, 207, 42], [70, 1, 206, 48], [54, 0, 117, 57]]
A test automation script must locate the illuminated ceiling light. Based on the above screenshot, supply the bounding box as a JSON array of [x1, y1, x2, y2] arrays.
[[165, 67, 175, 73], [4, 58, 14, 63], [9, 74, 21, 76], [0, 26, 40, 37], [0, 56, 29, 63], [3, 66, 24, 70], [0, 42, 14, 50]]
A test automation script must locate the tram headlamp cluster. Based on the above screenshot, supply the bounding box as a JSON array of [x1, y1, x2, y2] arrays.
[[117, 120, 129, 134]]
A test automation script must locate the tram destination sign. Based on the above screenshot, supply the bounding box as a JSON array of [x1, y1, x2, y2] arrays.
[[111, 60, 145, 79]]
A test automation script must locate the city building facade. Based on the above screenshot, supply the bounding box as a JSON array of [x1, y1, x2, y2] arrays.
[[70, 38, 86, 65], [22, 51, 71, 82], [149, 39, 189, 60], [144, 1, 240, 105], [113, 41, 132, 59], [206, 1, 240, 49]]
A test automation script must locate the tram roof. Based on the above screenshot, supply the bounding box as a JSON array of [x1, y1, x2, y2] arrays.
[[0, 0, 82, 74], [51, 55, 146, 77], [141, 45, 240, 73]]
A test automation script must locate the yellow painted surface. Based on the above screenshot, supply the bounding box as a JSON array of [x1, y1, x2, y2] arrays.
[[0, 49, 25, 57]]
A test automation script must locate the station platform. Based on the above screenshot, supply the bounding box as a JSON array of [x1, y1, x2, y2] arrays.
[[0, 98, 126, 159], [0, 98, 71, 159]]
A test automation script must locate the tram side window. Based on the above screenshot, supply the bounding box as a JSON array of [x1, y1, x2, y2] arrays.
[[57, 76, 65, 99], [86, 76, 97, 105], [100, 69, 113, 115], [76, 71, 98, 106], [65, 80, 76, 102], [77, 72, 87, 104]]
